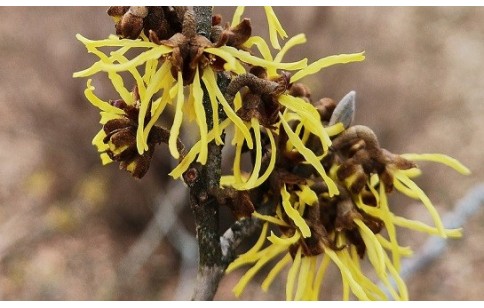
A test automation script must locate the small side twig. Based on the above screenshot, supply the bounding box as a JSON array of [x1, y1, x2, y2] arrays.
[[220, 217, 262, 264]]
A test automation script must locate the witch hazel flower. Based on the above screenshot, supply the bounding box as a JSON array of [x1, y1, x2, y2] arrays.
[[74, 7, 470, 301]]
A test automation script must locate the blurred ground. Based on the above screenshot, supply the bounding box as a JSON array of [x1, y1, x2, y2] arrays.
[[0, 7, 483, 300]]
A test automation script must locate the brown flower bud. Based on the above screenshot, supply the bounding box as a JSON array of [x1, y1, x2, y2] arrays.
[[288, 83, 311, 100], [118, 11, 144, 39], [314, 97, 336, 122]]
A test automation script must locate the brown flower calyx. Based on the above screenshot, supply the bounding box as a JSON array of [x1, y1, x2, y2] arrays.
[[226, 72, 289, 129], [295, 184, 384, 258], [258, 124, 315, 194], [288, 82, 312, 102], [331, 125, 416, 193], [211, 187, 255, 219], [212, 18, 252, 49], [298, 203, 334, 256], [107, 6, 186, 40], [258, 132, 306, 194], [102, 89, 185, 179], [314, 97, 337, 122], [146, 10, 223, 85]]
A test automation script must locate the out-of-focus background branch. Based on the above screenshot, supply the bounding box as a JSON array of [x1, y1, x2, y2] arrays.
[[0, 7, 483, 300]]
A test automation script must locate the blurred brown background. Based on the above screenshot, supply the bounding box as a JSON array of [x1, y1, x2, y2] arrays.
[[0, 7, 483, 300]]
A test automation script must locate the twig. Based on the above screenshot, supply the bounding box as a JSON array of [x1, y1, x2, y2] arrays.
[[186, 7, 278, 300], [187, 6, 225, 301], [220, 217, 262, 265], [189, 215, 262, 300]]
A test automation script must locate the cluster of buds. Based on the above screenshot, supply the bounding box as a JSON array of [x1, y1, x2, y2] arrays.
[[107, 6, 186, 40], [74, 6, 469, 301]]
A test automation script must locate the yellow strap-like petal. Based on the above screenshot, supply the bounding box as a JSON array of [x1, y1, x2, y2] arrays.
[[99, 111, 123, 125], [92, 129, 109, 152], [376, 235, 413, 257], [401, 153, 471, 175], [107, 51, 148, 100], [356, 217, 400, 300], [274, 34, 307, 63], [168, 72, 185, 159], [251, 128, 277, 188], [75, 33, 159, 49], [100, 153, 113, 165], [301, 256, 317, 300], [267, 230, 301, 246], [297, 185, 318, 207], [325, 122, 345, 137], [354, 219, 386, 278], [280, 116, 339, 197], [263, 6, 288, 50], [325, 249, 369, 300], [393, 216, 462, 238], [169, 119, 232, 179], [192, 68, 209, 164], [252, 211, 289, 227], [232, 244, 287, 298], [230, 93, 246, 184], [85, 46, 134, 104], [202, 67, 224, 145], [342, 268, 350, 301], [143, 58, 157, 84], [384, 253, 409, 300], [235, 119, 263, 189], [378, 183, 403, 271], [286, 246, 302, 301], [279, 95, 331, 152], [261, 253, 291, 292], [202, 68, 253, 149], [84, 80, 125, 115], [338, 249, 387, 300], [226, 222, 269, 273], [74, 45, 172, 77], [233, 141, 244, 185], [231, 6, 245, 27], [394, 171, 447, 237], [290, 52, 366, 83], [137, 60, 167, 154], [399, 167, 422, 178], [311, 254, 331, 300], [294, 256, 312, 300], [281, 185, 311, 238], [394, 176, 420, 199], [218, 45, 307, 72], [268, 33, 308, 77], [243, 36, 274, 61], [143, 64, 174, 146], [204, 47, 238, 72], [232, 120, 273, 190]]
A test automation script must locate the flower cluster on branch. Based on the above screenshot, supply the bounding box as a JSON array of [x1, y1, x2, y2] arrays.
[[74, 6, 470, 300]]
